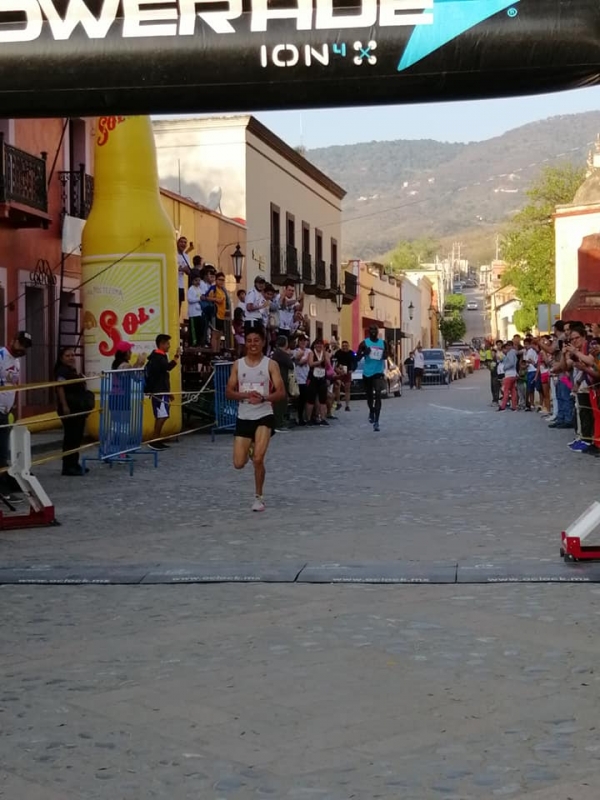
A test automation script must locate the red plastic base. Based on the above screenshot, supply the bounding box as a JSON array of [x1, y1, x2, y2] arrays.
[[0, 505, 56, 531], [561, 531, 600, 562]]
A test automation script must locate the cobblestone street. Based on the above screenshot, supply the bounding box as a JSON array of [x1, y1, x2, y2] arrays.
[[3, 373, 600, 799]]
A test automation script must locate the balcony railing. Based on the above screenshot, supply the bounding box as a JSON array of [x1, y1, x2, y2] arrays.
[[301, 251, 313, 283], [270, 243, 300, 283], [315, 259, 327, 289], [344, 271, 358, 300], [0, 133, 48, 213], [329, 263, 338, 294], [58, 166, 94, 220]]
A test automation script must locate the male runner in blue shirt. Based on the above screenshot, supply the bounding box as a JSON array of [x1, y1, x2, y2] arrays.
[[356, 326, 388, 432]]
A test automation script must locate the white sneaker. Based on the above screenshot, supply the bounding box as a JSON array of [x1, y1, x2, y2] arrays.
[[251, 497, 265, 512]]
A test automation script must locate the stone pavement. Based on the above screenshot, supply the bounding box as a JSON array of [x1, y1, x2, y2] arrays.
[[2, 372, 600, 799], [0, 371, 595, 569], [3, 582, 600, 799]]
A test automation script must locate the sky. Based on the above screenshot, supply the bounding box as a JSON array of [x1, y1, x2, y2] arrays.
[[238, 86, 600, 150]]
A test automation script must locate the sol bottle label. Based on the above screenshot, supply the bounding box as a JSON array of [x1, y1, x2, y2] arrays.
[[81, 254, 168, 377]]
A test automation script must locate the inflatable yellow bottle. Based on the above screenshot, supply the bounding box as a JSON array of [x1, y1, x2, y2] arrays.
[[81, 115, 181, 439]]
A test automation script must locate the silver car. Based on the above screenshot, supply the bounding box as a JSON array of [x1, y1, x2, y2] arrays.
[[351, 358, 403, 398]]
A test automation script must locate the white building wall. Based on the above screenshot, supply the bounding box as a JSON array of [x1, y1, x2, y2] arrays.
[[399, 276, 422, 361], [245, 129, 343, 337], [555, 204, 600, 313], [153, 117, 248, 220]]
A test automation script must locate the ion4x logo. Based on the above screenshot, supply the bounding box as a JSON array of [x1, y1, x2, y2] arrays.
[[398, 0, 521, 71]]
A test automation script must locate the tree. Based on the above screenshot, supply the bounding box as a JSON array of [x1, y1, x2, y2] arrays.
[[444, 293, 466, 312], [439, 314, 466, 345], [502, 163, 585, 331], [388, 237, 439, 273]]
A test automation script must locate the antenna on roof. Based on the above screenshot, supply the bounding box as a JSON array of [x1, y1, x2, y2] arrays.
[[206, 186, 222, 213]]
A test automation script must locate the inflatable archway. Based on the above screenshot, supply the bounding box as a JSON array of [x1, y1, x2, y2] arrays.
[[1, 1, 600, 116]]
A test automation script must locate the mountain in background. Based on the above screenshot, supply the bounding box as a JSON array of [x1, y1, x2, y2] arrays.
[[307, 111, 600, 263]]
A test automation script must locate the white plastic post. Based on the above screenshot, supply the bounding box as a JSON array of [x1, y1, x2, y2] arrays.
[[8, 426, 53, 512], [563, 501, 600, 544]]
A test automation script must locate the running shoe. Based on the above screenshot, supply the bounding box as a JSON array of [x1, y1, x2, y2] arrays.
[[252, 496, 265, 512], [373, 422, 380, 432], [568, 440, 589, 452], [345, 406, 351, 412], [320, 419, 330, 426], [148, 442, 168, 451]]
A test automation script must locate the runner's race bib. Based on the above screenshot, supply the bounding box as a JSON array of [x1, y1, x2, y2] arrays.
[[370, 347, 383, 361], [313, 368, 326, 379]]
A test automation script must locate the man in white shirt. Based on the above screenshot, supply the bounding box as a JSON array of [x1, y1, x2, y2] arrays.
[[413, 345, 425, 390], [0, 331, 32, 497], [278, 280, 302, 339], [177, 236, 192, 311], [245, 276, 268, 322]]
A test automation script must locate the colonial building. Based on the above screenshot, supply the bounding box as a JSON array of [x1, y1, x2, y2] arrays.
[[153, 115, 356, 342], [555, 138, 600, 313], [159, 188, 247, 318], [0, 117, 94, 417], [340, 259, 402, 360]]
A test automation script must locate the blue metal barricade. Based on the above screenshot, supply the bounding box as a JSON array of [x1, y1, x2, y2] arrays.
[[82, 368, 157, 475], [212, 361, 237, 440]]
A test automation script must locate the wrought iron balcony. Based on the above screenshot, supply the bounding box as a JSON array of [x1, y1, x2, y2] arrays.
[[59, 166, 94, 220], [301, 251, 313, 284], [270, 243, 300, 284], [328, 263, 339, 299], [343, 271, 358, 302], [0, 132, 49, 227], [314, 259, 328, 298]]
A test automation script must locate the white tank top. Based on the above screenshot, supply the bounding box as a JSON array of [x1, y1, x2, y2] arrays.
[[237, 356, 273, 421]]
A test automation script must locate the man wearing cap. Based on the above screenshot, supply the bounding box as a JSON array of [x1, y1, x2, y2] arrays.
[[0, 332, 32, 496], [245, 276, 269, 323]]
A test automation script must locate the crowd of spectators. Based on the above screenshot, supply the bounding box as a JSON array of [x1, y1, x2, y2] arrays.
[[488, 320, 600, 455]]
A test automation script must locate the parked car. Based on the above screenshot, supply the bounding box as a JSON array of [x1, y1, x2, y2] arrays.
[[450, 343, 475, 374], [466, 301, 478, 311], [422, 349, 451, 385], [351, 357, 403, 398], [447, 350, 468, 379]]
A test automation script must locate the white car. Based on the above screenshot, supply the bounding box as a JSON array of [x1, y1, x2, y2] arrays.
[[466, 301, 478, 311]]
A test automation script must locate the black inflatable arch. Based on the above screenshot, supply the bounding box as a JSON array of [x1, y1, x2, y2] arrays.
[[1, 0, 600, 117]]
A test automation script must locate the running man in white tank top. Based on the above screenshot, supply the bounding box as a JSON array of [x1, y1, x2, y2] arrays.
[[226, 321, 286, 512]]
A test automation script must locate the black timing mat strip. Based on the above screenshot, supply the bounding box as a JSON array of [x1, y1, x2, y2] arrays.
[[1, 561, 600, 585]]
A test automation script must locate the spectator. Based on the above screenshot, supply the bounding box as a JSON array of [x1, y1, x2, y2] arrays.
[[490, 339, 503, 405], [199, 265, 216, 347], [278, 280, 302, 340], [404, 351, 415, 390], [233, 307, 245, 357], [498, 340, 518, 411], [332, 340, 356, 411], [55, 346, 93, 476], [413, 345, 425, 390], [293, 333, 311, 426], [0, 331, 31, 496], [187, 270, 203, 347], [305, 338, 331, 426], [245, 276, 268, 322], [270, 335, 295, 431], [236, 289, 246, 315], [176, 236, 192, 311], [206, 271, 229, 352], [144, 333, 180, 451]]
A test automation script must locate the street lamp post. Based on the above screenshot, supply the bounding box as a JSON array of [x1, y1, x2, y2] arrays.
[[368, 287, 376, 312], [230, 243, 245, 284], [335, 284, 344, 313], [408, 301, 414, 321]]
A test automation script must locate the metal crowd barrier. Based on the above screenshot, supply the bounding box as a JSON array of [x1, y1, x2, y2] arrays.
[[82, 368, 157, 476], [212, 361, 237, 440], [421, 369, 451, 388]]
